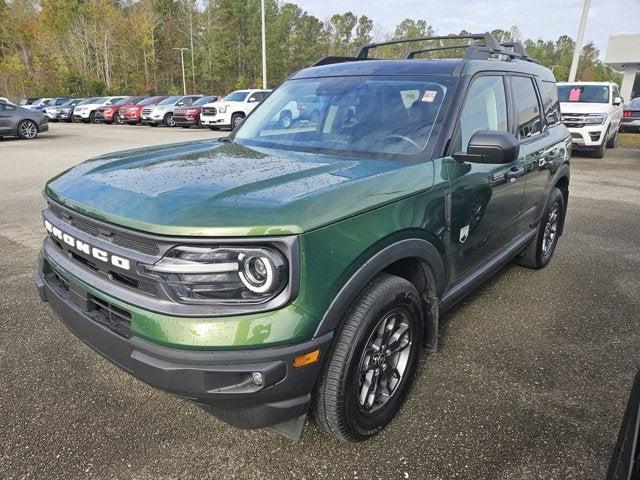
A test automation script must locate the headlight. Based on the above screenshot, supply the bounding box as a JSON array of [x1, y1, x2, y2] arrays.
[[139, 245, 288, 304], [584, 114, 606, 125], [218, 105, 227, 113]]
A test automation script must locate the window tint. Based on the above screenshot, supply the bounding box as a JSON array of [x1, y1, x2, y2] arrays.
[[459, 75, 508, 151], [540, 81, 561, 127], [512, 76, 542, 139]]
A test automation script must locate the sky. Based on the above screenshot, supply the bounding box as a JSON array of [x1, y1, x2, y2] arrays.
[[292, 0, 640, 58]]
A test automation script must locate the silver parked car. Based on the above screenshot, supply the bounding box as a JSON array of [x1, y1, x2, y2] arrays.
[[0, 101, 49, 139]]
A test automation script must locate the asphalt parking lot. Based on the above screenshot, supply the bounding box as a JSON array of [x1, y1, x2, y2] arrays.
[[1, 123, 639, 479]]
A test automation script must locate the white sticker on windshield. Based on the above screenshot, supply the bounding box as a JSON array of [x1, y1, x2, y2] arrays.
[[421, 90, 438, 103]]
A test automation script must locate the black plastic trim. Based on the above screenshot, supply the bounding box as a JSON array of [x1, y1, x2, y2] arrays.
[[314, 238, 445, 337], [439, 227, 536, 313], [36, 266, 332, 430]]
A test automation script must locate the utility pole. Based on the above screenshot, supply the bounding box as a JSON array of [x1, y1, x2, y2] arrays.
[[173, 47, 190, 95], [261, 0, 267, 89], [569, 0, 590, 82]]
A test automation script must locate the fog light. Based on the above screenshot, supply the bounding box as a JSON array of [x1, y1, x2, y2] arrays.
[[251, 371, 263, 386]]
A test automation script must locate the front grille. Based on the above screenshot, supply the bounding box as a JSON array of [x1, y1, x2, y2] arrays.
[[111, 233, 159, 256], [87, 294, 132, 339], [46, 263, 132, 339], [142, 108, 152, 115], [202, 107, 217, 116]]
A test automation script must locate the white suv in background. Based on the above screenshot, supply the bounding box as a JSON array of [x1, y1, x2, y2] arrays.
[[558, 81, 624, 158], [73, 96, 126, 124], [200, 89, 271, 130]]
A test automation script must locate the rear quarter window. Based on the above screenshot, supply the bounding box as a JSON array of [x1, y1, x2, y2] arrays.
[[540, 80, 561, 126]]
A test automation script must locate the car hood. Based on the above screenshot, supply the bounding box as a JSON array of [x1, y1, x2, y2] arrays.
[[560, 102, 612, 115], [45, 140, 435, 237]]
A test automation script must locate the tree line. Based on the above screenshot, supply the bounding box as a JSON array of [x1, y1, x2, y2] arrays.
[[0, 0, 622, 98]]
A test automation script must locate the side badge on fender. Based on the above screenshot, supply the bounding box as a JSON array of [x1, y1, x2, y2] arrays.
[[459, 225, 470, 244]]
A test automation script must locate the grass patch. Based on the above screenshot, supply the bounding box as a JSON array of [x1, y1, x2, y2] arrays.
[[619, 132, 640, 149]]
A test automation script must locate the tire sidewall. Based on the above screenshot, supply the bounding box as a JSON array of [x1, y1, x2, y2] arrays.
[[537, 189, 565, 267], [17, 120, 37, 140], [164, 113, 175, 127], [334, 281, 423, 439]]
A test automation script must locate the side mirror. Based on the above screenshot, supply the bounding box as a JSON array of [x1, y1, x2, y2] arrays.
[[453, 130, 520, 164], [613, 96, 624, 106], [248, 97, 257, 103]]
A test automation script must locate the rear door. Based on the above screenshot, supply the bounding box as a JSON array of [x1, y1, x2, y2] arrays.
[[446, 73, 527, 280], [0, 103, 11, 133]]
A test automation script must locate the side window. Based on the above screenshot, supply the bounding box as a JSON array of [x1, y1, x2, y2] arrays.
[[5, 104, 16, 111], [511, 76, 542, 139], [540, 80, 561, 127], [612, 85, 620, 101], [248, 93, 259, 103], [459, 75, 508, 152]]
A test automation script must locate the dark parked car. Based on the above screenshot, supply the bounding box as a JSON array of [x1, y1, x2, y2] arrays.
[[173, 95, 220, 128], [621, 98, 640, 133], [0, 101, 49, 139], [44, 98, 85, 122]]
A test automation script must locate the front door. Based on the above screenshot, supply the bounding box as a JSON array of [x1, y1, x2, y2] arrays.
[[446, 74, 526, 282]]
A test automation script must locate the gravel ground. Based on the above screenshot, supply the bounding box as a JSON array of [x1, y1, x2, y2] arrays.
[[1, 123, 639, 479]]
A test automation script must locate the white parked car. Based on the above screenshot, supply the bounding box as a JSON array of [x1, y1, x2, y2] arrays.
[[73, 96, 127, 124], [140, 95, 203, 127], [558, 81, 624, 158], [200, 89, 271, 130]]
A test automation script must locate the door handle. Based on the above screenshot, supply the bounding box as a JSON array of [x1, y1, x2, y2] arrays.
[[504, 166, 525, 181]]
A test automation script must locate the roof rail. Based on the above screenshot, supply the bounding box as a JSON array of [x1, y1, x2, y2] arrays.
[[355, 33, 500, 59], [312, 56, 361, 67], [500, 41, 540, 64]]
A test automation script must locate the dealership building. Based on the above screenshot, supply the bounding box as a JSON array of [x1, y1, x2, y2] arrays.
[[605, 34, 640, 101]]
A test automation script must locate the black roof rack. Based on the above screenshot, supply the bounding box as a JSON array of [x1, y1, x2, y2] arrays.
[[312, 33, 539, 68], [355, 33, 500, 59]]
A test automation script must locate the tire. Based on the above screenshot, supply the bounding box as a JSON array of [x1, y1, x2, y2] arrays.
[[148, 123, 158, 127], [593, 142, 606, 158], [89, 111, 97, 124], [181, 125, 190, 129], [515, 187, 565, 269], [606, 129, 618, 148], [279, 111, 292, 129], [231, 113, 244, 130], [17, 120, 39, 140], [163, 113, 175, 127], [313, 273, 424, 442], [208, 126, 219, 131]]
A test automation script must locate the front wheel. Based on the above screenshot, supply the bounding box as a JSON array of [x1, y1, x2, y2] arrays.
[[231, 113, 244, 130], [313, 273, 423, 442], [163, 113, 175, 127], [515, 187, 565, 269], [606, 129, 618, 148], [89, 111, 97, 124], [17, 120, 38, 140]]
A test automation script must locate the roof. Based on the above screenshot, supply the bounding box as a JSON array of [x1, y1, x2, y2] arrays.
[[291, 57, 555, 81]]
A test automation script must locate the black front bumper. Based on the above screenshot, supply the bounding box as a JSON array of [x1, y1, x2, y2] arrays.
[[35, 264, 331, 431]]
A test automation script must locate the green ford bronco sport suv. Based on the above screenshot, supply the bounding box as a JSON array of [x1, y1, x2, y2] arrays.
[[35, 34, 571, 442]]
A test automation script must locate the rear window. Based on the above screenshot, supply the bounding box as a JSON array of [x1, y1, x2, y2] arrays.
[[558, 85, 609, 103], [225, 91, 249, 102]]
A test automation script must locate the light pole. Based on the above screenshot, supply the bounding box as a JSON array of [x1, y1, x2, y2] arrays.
[[569, 0, 590, 82], [173, 47, 190, 95], [261, 0, 267, 89]]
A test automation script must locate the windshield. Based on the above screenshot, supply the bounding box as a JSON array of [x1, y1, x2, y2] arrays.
[[139, 96, 162, 106], [224, 91, 249, 102], [104, 97, 125, 105], [159, 96, 180, 105], [234, 76, 452, 158], [128, 97, 146, 105], [113, 97, 131, 106], [558, 85, 609, 103], [193, 96, 214, 106]]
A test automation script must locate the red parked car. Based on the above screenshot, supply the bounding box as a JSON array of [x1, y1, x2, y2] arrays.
[[173, 96, 220, 128], [95, 97, 144, 124], [120, 96, 167, 125]]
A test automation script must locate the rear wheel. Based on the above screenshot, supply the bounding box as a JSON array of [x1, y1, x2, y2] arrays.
[[17, 120, 38, 140], [515, 187, 565, 269], [313, 273, 423, 442]]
